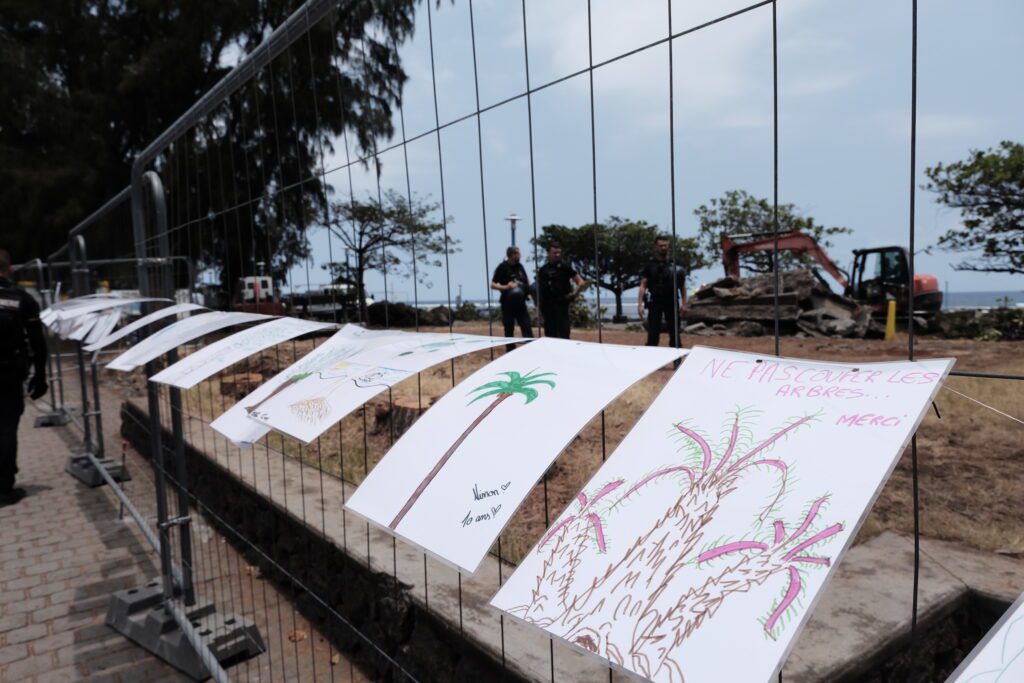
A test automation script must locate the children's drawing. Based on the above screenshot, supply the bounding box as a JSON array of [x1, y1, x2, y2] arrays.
[[107, 311, 271, 371], [85, 303, 206, 352], [389, 369, 556, 529], [281, 363, 405, 423], [150, 317, 332, 388], [948, 592, 1024, 682], [211, 325, 401, 445], [492, 346, 953, 683], [344, 337, 685, 574], [508, 409, 842, 678], [248, 331, 526, 444]]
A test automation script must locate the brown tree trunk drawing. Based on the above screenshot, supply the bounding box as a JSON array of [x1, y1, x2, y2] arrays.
[[244, 372, 310, 414], [390, 392, 511, 529], [628, 552, 787, 679]]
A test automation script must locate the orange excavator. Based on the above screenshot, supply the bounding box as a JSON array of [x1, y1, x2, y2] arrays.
[[720, 231, 943, 320]]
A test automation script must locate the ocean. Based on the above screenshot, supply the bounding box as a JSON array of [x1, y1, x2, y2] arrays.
[[417, 290, 1024, 311]]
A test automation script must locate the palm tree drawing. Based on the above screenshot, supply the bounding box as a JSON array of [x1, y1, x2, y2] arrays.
[[389, 369, 556, 529]]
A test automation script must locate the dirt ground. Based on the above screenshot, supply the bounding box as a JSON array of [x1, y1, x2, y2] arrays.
[[118, 322, 1023, 566]]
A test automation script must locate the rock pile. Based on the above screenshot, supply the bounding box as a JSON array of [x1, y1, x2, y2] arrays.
[[685, 269, 883, 338]]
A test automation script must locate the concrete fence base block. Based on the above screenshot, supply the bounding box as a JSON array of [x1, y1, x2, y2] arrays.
[[34, 409, 71, 427], [106, 581, 266, 681], [65, 453, 130, 487]]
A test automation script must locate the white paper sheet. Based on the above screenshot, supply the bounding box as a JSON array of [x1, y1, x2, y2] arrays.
[[106, 312, 273, 371], [210, 324, 407, 446], [83, 309, 122, 345], [344, 337, 684, 574], [150, 317, 336, 389], [52, 296, 168, 321], [948, 592, 1024, 682], [84, 302, 207, 352], [247, 330, 525, 444], [66, 313, 101, 341], [491, 346, 953, 683]]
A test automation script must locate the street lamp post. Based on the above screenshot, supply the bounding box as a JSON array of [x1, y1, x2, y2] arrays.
[[504, 213, 520, 247]]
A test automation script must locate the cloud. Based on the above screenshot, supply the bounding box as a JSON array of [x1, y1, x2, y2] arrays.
[[917, 113, 994, 137], [517, 0, 815, 131], [783, 70, 864, 97]]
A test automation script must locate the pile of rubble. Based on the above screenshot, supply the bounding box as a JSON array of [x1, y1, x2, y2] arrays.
[[684, 269, 884, 338]]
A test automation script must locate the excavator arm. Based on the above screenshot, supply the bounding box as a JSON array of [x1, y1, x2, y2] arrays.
[[721, 231, 849, 288]]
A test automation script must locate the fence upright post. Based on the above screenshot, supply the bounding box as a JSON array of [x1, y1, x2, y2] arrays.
[[64, 236, 127, 487], [69, 237, 94, 455], [46, 258, 67, 414], [31, 258, 71, 427], [71, 237, 107, 459], [148, 170, 197, 607]]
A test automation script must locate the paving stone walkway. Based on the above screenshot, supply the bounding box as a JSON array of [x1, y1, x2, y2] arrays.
[[1, 388, 351, 682], [0, 401, 188, 682]]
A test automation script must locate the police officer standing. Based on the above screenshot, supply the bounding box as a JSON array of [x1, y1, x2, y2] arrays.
[[490, 246, 534, 352], [537, 242, 584, 339], [0, 249, 48, 506], [637, 235, 687, 349]]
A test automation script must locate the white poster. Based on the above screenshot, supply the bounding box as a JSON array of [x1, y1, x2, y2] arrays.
[[65, 313, 101, 341], [344, 337, 684, 574], [210, 324, 406, 446], [491, 346, 953, 683], [84, 302, 207, 352], [83, 309, 122, 345], [150, 317, 336, 389], [42, 293, 115, 324], [52, 296, 167, 321], [247, 330, 524, 444], [106, 311, 273, 371], [948, 592, 1024, 682]]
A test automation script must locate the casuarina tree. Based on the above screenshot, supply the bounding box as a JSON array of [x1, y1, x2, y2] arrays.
[[0, 0, 425, 284], [325, 190, 457, 323], [925, 140, 1024, 275]]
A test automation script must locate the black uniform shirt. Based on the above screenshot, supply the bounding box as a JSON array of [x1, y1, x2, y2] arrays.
[[641, 258, 686, 305], [0, 278, 46, 383], [491, 260, 530, 305], [537, 261, 578, 308]]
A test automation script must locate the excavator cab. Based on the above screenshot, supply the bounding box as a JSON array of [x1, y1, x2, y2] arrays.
[[848, 247, 942, 320]]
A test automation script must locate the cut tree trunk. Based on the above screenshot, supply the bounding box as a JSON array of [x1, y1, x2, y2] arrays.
[[219, 372, 265, 400], [373, 397, 426, 440]]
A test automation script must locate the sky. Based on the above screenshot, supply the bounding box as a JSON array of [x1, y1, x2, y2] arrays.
[[276, 0, 1024, 302]]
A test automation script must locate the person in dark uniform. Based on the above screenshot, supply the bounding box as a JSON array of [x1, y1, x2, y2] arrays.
[[490, 246, 534, 352], [637, 235, 688, 349], [0, 249, 48, 506], [537, 242, 584, 339]]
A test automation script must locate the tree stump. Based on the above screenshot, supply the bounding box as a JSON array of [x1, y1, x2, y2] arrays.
[[373, 397, 425, 439], [219, 372, 264, 400]]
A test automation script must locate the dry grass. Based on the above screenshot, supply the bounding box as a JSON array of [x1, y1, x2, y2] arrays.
[[162, 326, 1023, 565]]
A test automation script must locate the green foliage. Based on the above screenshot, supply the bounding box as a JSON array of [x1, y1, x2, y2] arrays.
[[453, 300, 482, 322], [925, 141, 1024, 275], [0, 0, 421, 278], [532, 217, 703, 319], [324, 190, 459, 321], [693, 190, 851, 275], [939, 308, 1024, 342], [468, 370, 556, 406]]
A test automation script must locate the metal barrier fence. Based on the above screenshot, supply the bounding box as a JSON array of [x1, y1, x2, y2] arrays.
[[24, 0, 1024, 681]]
